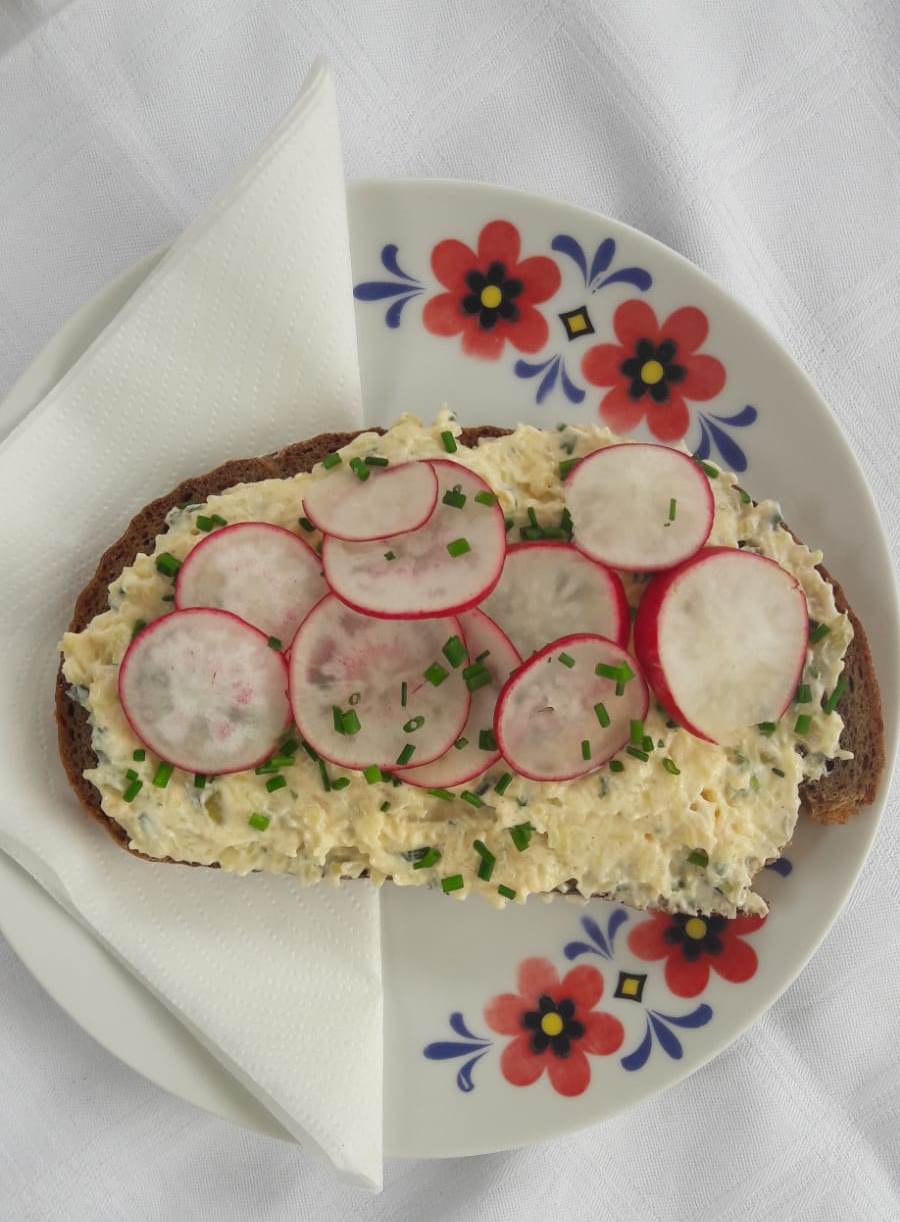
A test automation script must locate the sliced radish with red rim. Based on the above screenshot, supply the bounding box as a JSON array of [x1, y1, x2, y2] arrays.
[[176, 522, 326, 645], [288, 594, 470, 770], [301, 460, 438, 542], [480, 541, 628, 659], [322, 460, 506, 619], [566, 443, 714, 571], [634, 547, 808, 744], [118, 608, 290, 774], [402, 609, 521, 790], [494, 634, 648, 782]]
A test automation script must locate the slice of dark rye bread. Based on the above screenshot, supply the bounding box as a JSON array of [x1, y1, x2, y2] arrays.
[[55, 426, 885, 869]]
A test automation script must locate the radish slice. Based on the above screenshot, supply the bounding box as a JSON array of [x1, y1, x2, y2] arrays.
[[301, 460, 438, 542], [176, 522, 326, 645], [634, 547, 808, 744], [494, 634, 648, 782], [118, 608, 290, 774], [566, 443, 714, 571], [401, 609, 521, 790], [322, 460, 506, 619], [288, 594, 470, 770], [480, 542, 628, 659]]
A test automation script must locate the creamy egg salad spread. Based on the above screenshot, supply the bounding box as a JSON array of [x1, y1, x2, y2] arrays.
[[60, 412, 853, 915]]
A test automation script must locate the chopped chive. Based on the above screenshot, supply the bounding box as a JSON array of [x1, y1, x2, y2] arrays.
[[413, 847, 441, 870], [268, 755, 295, 769], [757, 722, 777, 735], [629, 719, 644, 746], [333, 705, 344, 733], [196, 515, 214, 532], [609, 759, 625, 773], [131, 619, 147, 639], [255, 762, 280, 775], [322, 452, 342, 469], [809, 621, 831, 645], [266, 775, 287, 793], [384, 550, 396, 561], [596, 662, 619, 681], [194, 774, 207, 789], [668, 498, 677, 522], [509, 822, 533, 852], [331, 776, 350, 790], [504, 517, 514, 532], [298, 515, 315, 532], [132, 749, 146, 762], [363, 765, 383, 784], [380, 799, 391, 811], [161, 593, 175, 602], [473, 840, 496, 881], [342, 709, 361, 736], [365, 455, 389, 467], [581, 739, 591, 761], [403, 715, 425, 733], [447, 537, 471, 558], [126, 768, 138, 781], [699, 460, 718, 478], [520, 526, 544, 541], [424, 663, 449, 686], [301, 739, 319, 762], [427, 788, 455, 801], [497, 884, 517, 900], [348, 693, 360, 707], [267, 636, 283, 651], [494, 772, 513, 795], [396, 743, 416, 766], [441, 430, 458, 453], [662, 757, 680, 775], [476, 649, 490, 663], [478, 729, 497, 752], [823, 676, 848, 714], [248, 813, 270, 831], [152, 762, 174, 788], [317, 759, 331, 790], [641, 734, 654, 753], [461, 790, 484, 808], [559, 458, 578, 480], [454, 736, 468, 750], [466, 668, 491, 693], [474, 491, 497, 506], [123, 778, 143, 802], [442, 488, 467, 509], [558, 652, 575, 668], [209, 514, 227, 528], [616, 662, 634, 696], [772, 767, 785, 778], [527, 507, 539, 529], [739, 489, 752, 505], [794, 713, 812, 736], [626, 746, 649, 762], [795, 683, 812, 703], [594, 702, 610, 727], [401, 681, 408, 706], [442, 635, 466, 667], [560, 507, 574, 537], [155, 552, 181, 578], [349, 456, 370, 481], [441, 874, 464, 893], [687, 848, 709, 867]]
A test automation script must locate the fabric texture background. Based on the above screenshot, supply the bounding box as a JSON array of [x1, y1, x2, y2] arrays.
[[1, 2, 898, 1219]]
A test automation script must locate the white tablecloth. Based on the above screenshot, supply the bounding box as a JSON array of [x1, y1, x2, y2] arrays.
[[1, 3, 898, 1219]]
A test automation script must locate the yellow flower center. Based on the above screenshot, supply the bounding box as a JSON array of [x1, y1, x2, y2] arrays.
[[480, 284, 503, 309], [684, 917, 708, 940], [640, 359, 665, 385], [540, 1012, 564, 1037]]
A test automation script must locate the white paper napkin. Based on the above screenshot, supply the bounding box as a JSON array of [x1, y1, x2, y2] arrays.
[[0, 59, 383, 1190]]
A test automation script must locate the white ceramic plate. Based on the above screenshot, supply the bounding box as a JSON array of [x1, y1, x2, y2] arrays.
[[0, 180, 896, 1158]]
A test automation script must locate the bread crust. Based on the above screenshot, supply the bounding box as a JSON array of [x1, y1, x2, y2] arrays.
[[55, 426, 885, 867]]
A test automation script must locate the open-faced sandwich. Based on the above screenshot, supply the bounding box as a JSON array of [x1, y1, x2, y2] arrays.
[[57, 413, 884, 914]]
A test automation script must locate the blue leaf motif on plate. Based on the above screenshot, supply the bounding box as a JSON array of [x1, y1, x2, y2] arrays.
[[424, 1012, 493, 1093], [764, 856, 793, 877], [620, 1004, 713, 1072], [564, 907, 630, 961], [353, 243, 424, 328], [693, 405, 758, 473], [514, 354, 585, 406], [551, 234, 652, 295]]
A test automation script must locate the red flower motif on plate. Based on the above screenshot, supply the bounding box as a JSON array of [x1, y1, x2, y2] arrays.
[[484, 957, 623, 1096], [627, 911, 765, 998], [423, 220, 561, 360], [581, 300, 726, 441]]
